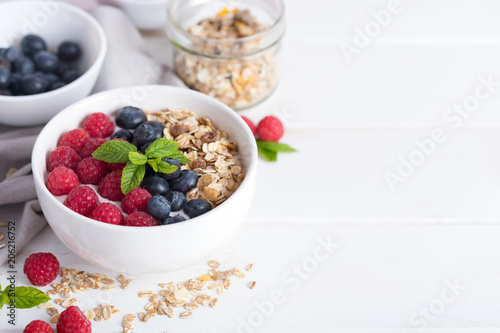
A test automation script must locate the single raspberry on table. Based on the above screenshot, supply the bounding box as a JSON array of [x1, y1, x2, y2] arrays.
[[58, 129, 90, 155], [80, 138, 108, 159], [23, 319, 53, 333], [256, 116, 284, 142], [241, 116, 256, 137], [90, 203, 124, 225], [23, 252, 60, 287], [63, 186, 99, 216], [83, 112, 114, 138], [124, 211, 158, 227], [98, 170, 124, 201], [57, 306, 92, 333], [46, 166, 79, 196], [47, 146, 81, 172], [76, 157, 109, 185], [121, 188, 151, 214]]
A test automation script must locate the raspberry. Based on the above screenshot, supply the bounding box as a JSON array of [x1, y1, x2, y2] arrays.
[[105, 162, 126, 171], [47, 146, 81, 172], [64, 186, 99, 216], [23, 320, 53, 333], [98, 170, 124, 201], [46, 166, 79, 196], [241, 116, 256, 137], [23, 252, 60, 287], [76, 157, 109, 185], [58, 129, 90, 154], [80, 138, 108, 159], [124, 211, 158, 227], [121, 188, 151, 214], [57, 306, 92, 333], [256, 116, 284, 142], [83, 112, 114, 138], [90, 203, 124, 225]]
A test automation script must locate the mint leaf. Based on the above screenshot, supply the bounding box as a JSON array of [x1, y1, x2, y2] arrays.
[[121, 161, 146, 194], [258, 146, 278, 162], [163, 151, 190, 164], [129, 152, 148, 165], [157, 161, 178, 174], [0, 289, 8, 309], [256, 140, 297, 153], [147, 158, 161, 173], [145, 138, 179, 159], [4, 286, 50, 309], [92, 140, 137, 163]]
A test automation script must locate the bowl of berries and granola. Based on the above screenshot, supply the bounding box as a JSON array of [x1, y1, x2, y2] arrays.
[[32, 85, 257, 274]]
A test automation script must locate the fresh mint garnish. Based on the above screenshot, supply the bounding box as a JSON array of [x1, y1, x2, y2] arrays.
[[256, 140, 296, 162], [93, 137, 190, 194], [0, 285, 50, 309]]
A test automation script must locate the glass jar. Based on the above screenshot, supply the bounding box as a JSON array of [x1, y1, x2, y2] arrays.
[[166, 0, 285, 110]]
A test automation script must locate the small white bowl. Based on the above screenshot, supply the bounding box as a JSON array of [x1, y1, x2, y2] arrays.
[[0, 1, 107, 127], [110, 0, 169, 31], [32, 85, 257, 274]]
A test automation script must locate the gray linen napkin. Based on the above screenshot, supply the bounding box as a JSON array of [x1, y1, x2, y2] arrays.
[[0, 6, 185, 266]]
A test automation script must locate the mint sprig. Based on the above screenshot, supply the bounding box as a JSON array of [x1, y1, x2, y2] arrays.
[[0, 285, 50, 309], [93, 138, 190, 194], [256, 140, 297, 162]]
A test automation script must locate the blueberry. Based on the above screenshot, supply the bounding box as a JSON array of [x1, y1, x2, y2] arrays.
[[161, 215, 186, 225], [134, 124, 157, 146], [158, 158, 181, 180], [0, 89, 12, 96], [140, 141, 153, 153], [147, 195, 171, 220], [33, 51, 59, 73], [57, 62, 77, 77], [169, 170, 198, 193], [0, 67, 11, 89], [1, 47, 23, 63], [45, 73, 59, 86], [21, 35, 47, 57], [144, 120, 164, 140], [22, 72, 48, 95], [165, 191, 187, 212], [183, 199, 212, 218], [9, 73, 22, 94], [110, 129, 134, 142], [0, 56, 10, 70], [141, 175, 170, 196], [62, 69, 79, 83], [57, 41, 81, 62], [50, 81, 66, 91], [13, 57, 35, 75], [115, 106, 147, 129]]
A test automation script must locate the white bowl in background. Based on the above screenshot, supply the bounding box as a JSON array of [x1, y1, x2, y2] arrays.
[[32, 85, 257, 274], [111, 0, 169, 31], [0, 1, 107, 127]]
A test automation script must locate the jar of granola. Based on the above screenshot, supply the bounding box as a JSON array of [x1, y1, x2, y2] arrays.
[[166, 0, 285, 110]]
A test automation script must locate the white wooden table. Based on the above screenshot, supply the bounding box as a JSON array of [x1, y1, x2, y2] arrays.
[[3, 0, 500, 332]]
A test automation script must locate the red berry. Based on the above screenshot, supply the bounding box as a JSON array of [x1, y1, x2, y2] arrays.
[[57, 306, 92, 333], [83, 112, 114, 138], [90, 203, 124, 225], [46, 166, 79, 196], [256, 116, 284, 142], [105, 162, 126, 171], [124, 211, 158, 227], [76, 157, 109, 185], [80, 138, 108, 159], [58, 129, 90, 154], [98, 170, 124, 201], [121, 188, 151, 214], [47, 146, 81, 172], [64, 186, 99, 216], [23, 252, 60, 287], [24, 320, 53, 333], [241, 116, 256, 137]]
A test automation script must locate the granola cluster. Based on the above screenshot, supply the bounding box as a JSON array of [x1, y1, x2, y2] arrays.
[[174, 8, 278, 109], [147, 108, 245, 207]]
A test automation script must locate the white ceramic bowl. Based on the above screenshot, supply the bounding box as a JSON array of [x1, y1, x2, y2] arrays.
[[32, 85, 257, 274], [0, 1, 107, 127], [110, 0, 169, 30]]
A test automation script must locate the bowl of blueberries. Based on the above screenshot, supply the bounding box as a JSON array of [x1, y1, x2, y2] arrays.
[[0, 1, 107, 127]]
